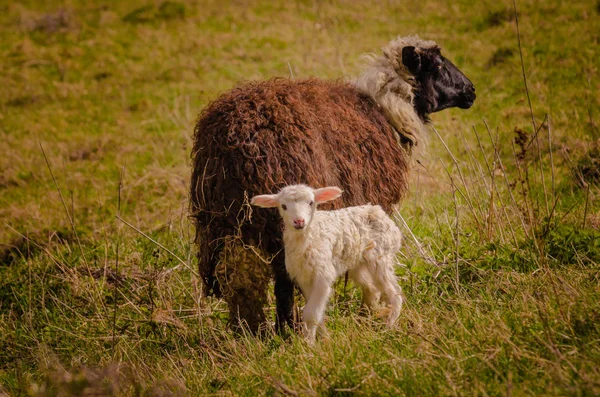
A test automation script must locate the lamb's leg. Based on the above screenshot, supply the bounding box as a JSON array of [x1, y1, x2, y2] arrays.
[[348, 267, 380, 309], [367, 254, 403, 328], [382, 281, 403, 327], [302, 279, 332, 344], [377, 258, 403, 327]]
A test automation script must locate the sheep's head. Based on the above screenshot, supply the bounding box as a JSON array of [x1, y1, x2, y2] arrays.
[[251, 185, 343, 231], [401, 44, 476, 118]]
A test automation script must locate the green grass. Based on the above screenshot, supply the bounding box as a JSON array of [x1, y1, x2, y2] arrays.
[[1, 0, 600, 395]]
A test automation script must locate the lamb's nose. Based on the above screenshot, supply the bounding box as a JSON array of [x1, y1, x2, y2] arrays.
[[293, 218, 305, 229]]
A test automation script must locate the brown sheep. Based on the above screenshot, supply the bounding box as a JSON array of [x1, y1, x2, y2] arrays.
[[190, 35, 476, 333]]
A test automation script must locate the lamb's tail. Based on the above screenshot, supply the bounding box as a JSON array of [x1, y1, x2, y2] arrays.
[[367, 204, 401, 233]]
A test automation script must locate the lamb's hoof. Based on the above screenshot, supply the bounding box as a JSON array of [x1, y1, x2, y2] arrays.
[[302, 332, 316, 346], [317, 326, 330, 342], [302, 322, 317, 345], [375, 306, 391, 319]]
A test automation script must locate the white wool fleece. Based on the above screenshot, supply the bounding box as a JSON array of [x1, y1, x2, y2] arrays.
[[283, 204, 401, 294], [251, 184, 403, 343]]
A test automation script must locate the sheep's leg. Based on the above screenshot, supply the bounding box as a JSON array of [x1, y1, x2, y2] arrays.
[[302, 279, 332, 344], [196, 227, 223, 297], [271, 251, 297, 334], [215, 240, 270, 334]]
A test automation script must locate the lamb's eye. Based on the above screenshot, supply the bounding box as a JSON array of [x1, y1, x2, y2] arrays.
[[281, 204, 287, 210], [309, 201, 314, 207]]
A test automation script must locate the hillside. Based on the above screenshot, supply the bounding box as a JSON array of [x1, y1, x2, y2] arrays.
[[1, 0, 599, 395]]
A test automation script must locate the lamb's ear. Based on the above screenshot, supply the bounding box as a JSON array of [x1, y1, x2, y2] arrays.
[[402, 46, 421, 75], [313, 187, 343, 204], [250, 194, 279, 208]]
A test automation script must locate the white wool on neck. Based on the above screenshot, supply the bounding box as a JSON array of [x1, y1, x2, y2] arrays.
[[353, 35, 438, 149]]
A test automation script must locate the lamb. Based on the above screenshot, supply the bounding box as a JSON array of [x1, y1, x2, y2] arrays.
[[251, 184, 403, 343], [190, 35, 476, 333]]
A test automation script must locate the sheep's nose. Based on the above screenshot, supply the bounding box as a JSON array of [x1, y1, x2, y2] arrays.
[[293, 218, 305, 229]]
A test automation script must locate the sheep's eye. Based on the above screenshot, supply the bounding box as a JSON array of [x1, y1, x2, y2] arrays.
[[309, 201, 314, 207], [281, 204, 287, 210]]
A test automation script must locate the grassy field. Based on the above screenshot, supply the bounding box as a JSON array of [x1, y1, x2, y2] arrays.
[[1, 0, 599, 395]]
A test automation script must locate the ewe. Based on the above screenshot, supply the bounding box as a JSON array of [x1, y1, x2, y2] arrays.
[[251, 184, 403, 343], [191, 35, 476, 332]]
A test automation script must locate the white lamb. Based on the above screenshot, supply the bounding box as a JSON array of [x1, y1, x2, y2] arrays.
[[251, 184, 403, 343]]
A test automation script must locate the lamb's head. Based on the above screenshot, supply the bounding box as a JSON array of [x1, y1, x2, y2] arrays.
[[251, 185, 343, 231]]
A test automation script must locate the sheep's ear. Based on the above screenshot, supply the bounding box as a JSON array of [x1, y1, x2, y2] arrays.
[[313, 187, 343, 204], [250, 194, 279, 208], [402, 46, 421, 75]]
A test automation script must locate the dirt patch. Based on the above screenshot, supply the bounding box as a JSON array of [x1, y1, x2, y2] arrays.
[[22, 8, 77, 34], [32, 362, 186, 397], [81, 267, 126, 286], [69, 146, 102, 162], [0, 175, 19, 190], [122, 1, 186, 24], [574, 140, 600, 187], [93, 72, 111, 81], [485, 9, 513, 27], [0, 229, 72, 266], [5, 95, 44, 108], [78, 265, 164, 287], [475, 8, 513, 31], [584, 214, 600, 231], [68, 137, 114, 162], [486, 47, 514, 69]]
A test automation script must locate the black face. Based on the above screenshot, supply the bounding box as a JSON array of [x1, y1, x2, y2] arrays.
[[402, 45, 476, 120]]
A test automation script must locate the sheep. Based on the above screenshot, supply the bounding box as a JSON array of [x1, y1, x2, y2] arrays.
[[250, 184, 403, 343], [190, 35, 476, 333]]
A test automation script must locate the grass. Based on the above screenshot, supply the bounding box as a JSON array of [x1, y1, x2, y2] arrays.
[[1, 0, 600, 395]]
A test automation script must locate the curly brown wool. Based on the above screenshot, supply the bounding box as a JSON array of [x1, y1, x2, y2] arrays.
[[190, 78, 410, 331]]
